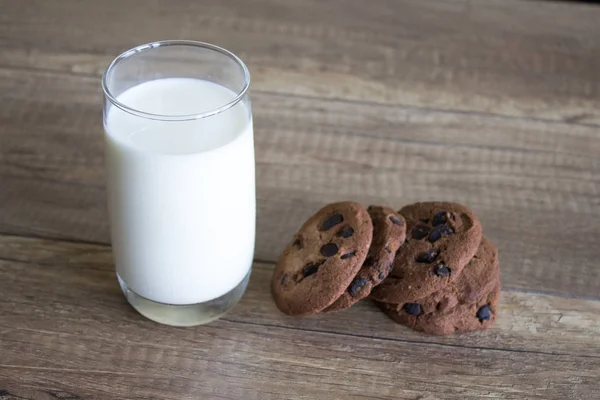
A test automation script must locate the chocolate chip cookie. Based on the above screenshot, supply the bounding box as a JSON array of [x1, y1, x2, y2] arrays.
[[324, 206, 407, 312], [370, 202, 483, 304], [397, 236, 500, 315], [271, 202, 373, 316], [378, 283, 501, 335]]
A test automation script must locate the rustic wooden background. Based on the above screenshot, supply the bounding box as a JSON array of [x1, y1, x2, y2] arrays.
[[1, 0, 599, 399]]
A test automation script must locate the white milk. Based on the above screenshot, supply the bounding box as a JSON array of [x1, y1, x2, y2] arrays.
[[104, 78, 255, 305]]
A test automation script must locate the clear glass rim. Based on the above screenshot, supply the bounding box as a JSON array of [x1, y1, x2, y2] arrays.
[[101, 40, 251, 122]]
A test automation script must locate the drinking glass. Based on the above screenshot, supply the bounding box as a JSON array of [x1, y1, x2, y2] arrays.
[[101, 41, 254, 326]]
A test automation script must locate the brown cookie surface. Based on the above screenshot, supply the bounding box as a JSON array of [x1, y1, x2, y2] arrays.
[[390, 236, 500, 315], [378, 283, 501, 335], [271, 202, 373, 316], [370, 202, 483, 304], [324, 206, 407, 312]]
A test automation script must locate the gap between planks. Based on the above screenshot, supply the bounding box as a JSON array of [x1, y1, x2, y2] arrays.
[[1, 230, 599, 303], [0, 63, 598, 131], [218, 318, 600, 360]]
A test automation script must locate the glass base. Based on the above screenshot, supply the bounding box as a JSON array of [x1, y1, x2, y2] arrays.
[[117, 269, 251, 327]]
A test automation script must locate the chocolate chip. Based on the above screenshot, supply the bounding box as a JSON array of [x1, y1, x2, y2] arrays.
[[432, 211, 449, 226], [404, 303, 422, 316], [348, 277, 369, 297], [320, 243, 339, 257], [419, 218, 429, 224], [280, 274, 289, 285], [416, 249, 440, 263], [428, 224, 455, 243], [378, 271, 386, 281], [341, 252, 356, 259], [302, 261, 324, 278], [293, 236, 303, 249], [476, 305, 491, 322], [320, 214, 344, 231], [337, 226, 354, 238], [433, 263, 451, 277], [411, 224, 430, 240], [389, 215, 404, 226]]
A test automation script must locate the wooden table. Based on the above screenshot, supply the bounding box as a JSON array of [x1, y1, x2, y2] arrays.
[[1, 0, 599, 398]]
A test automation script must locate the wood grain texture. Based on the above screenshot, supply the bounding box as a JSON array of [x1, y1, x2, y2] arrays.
[[0, 0, 599, 123], [0, 234, 599, 400], [1, 234, 599, 358], [1, 68, 599, 298], [1, 0, 600, 398]]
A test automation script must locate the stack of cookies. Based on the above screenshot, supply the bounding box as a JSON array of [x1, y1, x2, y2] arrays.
[[271, 201, 500, 335]]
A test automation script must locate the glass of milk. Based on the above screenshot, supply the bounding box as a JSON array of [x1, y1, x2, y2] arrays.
[[101, 41, 254, 326]]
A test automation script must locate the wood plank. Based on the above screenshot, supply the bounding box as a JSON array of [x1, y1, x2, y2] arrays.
[[1, 234, 599, 358], [1, 328, 598, 400], [1, 69, 599, 297], [0, 0, 599, 122], [0, 235, 599, 400]]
